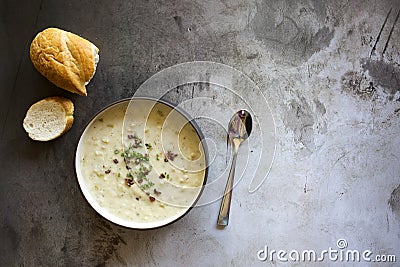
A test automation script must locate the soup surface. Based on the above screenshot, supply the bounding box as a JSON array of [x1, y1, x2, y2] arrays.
[[78, 99, 206, 224]]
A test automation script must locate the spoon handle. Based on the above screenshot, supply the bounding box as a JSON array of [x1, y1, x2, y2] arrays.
[[217, 142, 239, 226]]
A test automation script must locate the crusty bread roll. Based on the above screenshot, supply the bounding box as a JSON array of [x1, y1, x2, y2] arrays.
[[23, 97, 74, 141], [30, 28, 99, 96]]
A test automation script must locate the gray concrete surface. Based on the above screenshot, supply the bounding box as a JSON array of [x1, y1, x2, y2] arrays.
[[1, 0, 400, 266]]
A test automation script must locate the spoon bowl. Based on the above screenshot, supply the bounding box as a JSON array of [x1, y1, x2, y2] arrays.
[[229, 110, 252, 140]]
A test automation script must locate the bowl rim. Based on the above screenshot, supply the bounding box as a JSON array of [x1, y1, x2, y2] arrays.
[[75, 96, 209, 230]]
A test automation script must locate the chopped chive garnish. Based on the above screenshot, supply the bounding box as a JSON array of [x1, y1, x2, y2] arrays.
[[140, 181, 155, 190], [122, 135, 155, 192]]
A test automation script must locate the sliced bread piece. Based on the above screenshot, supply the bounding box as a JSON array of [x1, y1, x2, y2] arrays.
[[23, 97, 74, 141], [30, 28, 99, 96]]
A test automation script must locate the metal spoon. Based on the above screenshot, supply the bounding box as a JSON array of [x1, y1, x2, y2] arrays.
[[217, 110, 252, 226]]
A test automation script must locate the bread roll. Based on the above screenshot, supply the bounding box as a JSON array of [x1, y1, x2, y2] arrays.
[[30, 28, 99, 96], [23, 96, 74, 141]]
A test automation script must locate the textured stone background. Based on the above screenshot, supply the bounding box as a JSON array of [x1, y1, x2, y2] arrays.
[[1, 0, 400, 266]]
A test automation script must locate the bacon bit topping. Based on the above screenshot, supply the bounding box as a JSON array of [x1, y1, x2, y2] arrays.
[[166, 151, 178, 161], [125, 178, 133, 187], [153, 189, 161, 196], [159, 173, 165, 179], [137, 178, 143, 184], [113, 159, 119, 164], [133, 139, 142, 148], [105, 169, 111, 174], [127, 134, 142, 148], [149, 196, 156, 202]]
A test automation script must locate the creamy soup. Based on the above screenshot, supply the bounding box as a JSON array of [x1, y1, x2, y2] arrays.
[[78, 99, 206, 225]]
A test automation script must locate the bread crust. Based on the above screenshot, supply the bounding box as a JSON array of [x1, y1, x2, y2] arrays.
[[46, 96, 74, 134], [30, 28, 99, 96], [23, 96, 74, 141]]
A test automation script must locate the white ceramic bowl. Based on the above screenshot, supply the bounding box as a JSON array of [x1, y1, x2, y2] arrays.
[[75, 98, 208, 229]]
